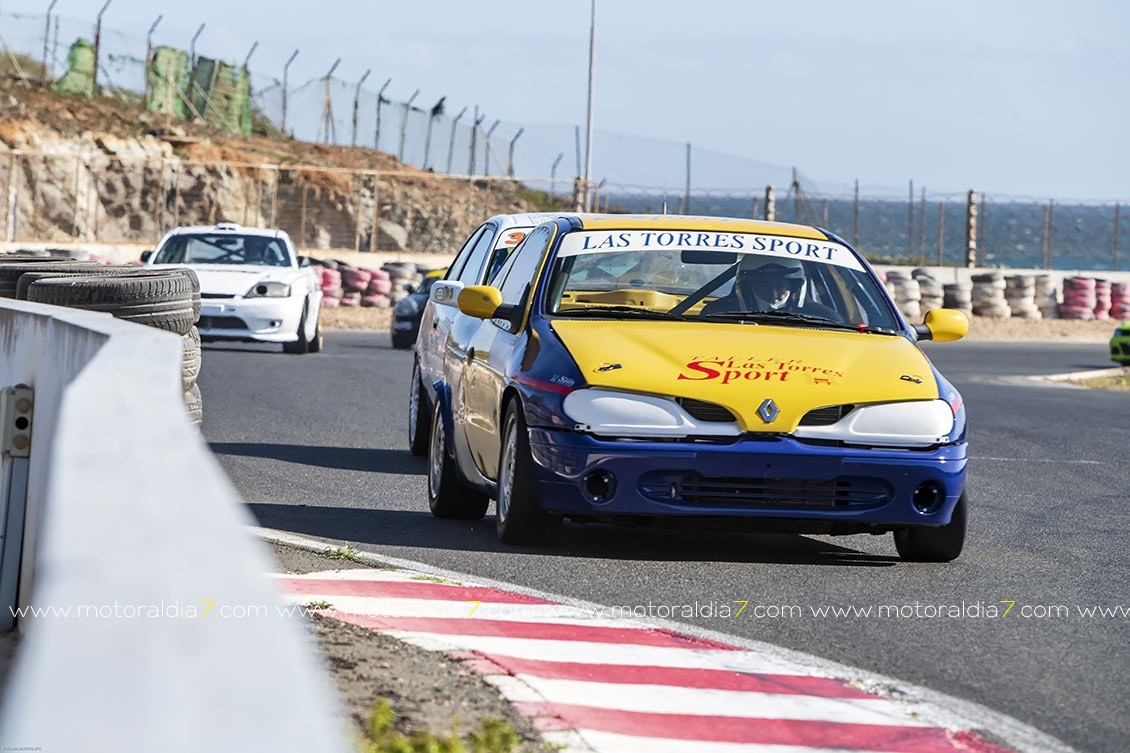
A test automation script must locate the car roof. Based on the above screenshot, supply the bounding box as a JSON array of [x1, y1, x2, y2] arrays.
[[570, 214, 830, 240], [489, 212, 590, 229], [165, 222, 288, 239]]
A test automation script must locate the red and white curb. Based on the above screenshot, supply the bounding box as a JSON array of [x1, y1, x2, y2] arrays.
[[258, 529, 1077, 753]]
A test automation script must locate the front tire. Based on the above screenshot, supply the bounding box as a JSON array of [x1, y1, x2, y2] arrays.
[[408, 361, 430, 457], [283, 303, 312, 354], [496, 400, 559, 545], [894, 492, 967, 562], [427, 401, 489, 520]]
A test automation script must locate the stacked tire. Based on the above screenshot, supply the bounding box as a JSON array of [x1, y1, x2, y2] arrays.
[[943, 282, 973, 317], [381, 263, 414, 307], [1059, 277, 1097, 320], [884, 269, 922, 321], [912, 269, 944, 313], [1094, 279, 1112, 320], [1035, 276, 1059, 319], [361, 269, 392, 308], [1004, 275, 1042, 319], [970, 272, 1010, 318], [1111, 282, 1130, 320], [316, 263, 343, 308], [0, 260, 204, 427]]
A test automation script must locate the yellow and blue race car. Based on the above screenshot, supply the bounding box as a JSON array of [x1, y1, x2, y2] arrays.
[[415, 214, 970, 561]]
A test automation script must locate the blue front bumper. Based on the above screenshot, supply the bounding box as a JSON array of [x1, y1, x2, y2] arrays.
[[527, 428, 966, 528]]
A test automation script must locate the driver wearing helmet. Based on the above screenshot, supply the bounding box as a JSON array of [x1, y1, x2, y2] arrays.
[[701, 255, 840, 320]]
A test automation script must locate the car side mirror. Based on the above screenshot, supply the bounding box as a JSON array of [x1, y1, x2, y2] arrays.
[[139, 250, 152, 262], [404, 284, 415, 294], [431, 280, 465, 307], [915, 308, 968, 342], [297, 255, 311, 267], [458, 285, 503, 320]]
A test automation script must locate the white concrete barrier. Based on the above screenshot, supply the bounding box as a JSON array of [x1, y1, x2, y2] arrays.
[[0, 299, 348, 753]]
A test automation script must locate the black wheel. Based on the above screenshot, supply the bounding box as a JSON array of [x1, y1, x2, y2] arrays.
[[182, 326, 202, 391], [427, 401, 489, 520], [26, 273, 196, 334], [408, 360, 430, 457], [894, 492, 967, 562], [496, 400, 559, 545], [283, 304, 313, 354], [308, 314, 323, 353], [391, 330, 414, 349], [183, 383, 203, 427]]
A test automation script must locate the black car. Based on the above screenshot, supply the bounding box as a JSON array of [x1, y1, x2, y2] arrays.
[[391, 269, 445, 349]]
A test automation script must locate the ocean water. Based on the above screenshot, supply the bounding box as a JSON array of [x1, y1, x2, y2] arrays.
[[603, 194, 1124, 273]]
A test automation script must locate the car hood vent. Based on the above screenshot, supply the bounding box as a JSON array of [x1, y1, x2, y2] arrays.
[[799, 404, 855, 426], [677, 398, 737, 423]]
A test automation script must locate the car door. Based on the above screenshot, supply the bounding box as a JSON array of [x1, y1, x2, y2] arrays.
[[419, 223, 495, 394], [461, 223, 557, 479]]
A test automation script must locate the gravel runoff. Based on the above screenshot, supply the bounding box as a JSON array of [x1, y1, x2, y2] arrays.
[[268, 542, 555, 752]]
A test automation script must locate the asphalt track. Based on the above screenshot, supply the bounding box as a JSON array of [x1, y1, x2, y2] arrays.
[[198, 332, 1128, 753]]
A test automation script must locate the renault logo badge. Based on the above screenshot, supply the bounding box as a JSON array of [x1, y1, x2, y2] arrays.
[[757, 398, 779, 423]]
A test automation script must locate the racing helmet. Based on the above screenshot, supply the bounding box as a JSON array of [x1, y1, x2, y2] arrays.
[[736, 256, 807, 310]]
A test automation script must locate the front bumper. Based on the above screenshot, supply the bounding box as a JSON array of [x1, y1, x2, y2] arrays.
[[527, 428, 966, 528], [1110, 333, 1130, 363], [198, 297, 302, 343]]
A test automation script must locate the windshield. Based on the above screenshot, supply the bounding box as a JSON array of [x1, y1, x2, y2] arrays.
[[544, 229, 901, 331], [152, 233, 292, 267]]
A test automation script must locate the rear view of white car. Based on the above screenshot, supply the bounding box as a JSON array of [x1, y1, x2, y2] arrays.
[[144, 223, 323, 354]]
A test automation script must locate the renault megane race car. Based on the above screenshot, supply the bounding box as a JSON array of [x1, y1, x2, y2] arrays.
[[144, 223, 323, 354], [413, 214, 970, 561]]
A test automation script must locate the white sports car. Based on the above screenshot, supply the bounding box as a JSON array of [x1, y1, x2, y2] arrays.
[[144, 223, 323, 354]]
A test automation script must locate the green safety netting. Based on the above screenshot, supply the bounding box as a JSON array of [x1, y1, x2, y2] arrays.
[[55, 38, 95, 97], [189, 57, 252, 136], [147, 46, 190, 119]]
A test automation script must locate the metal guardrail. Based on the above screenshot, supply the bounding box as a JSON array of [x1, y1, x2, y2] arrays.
[[0, 298, 348, 752]]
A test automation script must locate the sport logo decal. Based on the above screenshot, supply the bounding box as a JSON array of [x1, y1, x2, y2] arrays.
[[677, 356, 845, 385]]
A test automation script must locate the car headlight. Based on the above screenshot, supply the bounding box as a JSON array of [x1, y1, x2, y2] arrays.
[[794, 400, 956, 448], [562, 389, 740, 438], [244, 281, 291, 298], [394, 297, 420, 317]]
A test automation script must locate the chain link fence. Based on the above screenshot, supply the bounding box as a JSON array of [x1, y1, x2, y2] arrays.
[[0, 10, 1125, 271]]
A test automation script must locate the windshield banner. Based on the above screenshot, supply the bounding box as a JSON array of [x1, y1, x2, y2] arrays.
[[556, 230, 864, 272]]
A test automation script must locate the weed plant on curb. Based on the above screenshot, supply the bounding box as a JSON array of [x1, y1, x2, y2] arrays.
[[359, 698, 521, 753]]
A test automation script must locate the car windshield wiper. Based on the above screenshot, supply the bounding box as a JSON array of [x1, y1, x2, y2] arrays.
[[697, 310, 899, 334], [555, 305, 685, 320]]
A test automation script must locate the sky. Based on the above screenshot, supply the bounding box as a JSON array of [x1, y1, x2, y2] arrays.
[[2, 0, 1128, 200]]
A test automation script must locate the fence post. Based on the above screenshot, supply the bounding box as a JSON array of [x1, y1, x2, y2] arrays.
[[144, 15, 163, 106], [351, 69, 371, 148], [1044, 200, 1055, 269], [507, 128, 524, 178], [445, 106, 467, 175], [1113, 203, 1121, 272], [43, 1, 59, 83], [92, 0, 112, 93], [937, 200, 945, 266], [907, 179, 914, 259], [369, 173, 379, 254], [917, 188, 927, 265], [281, 50, 299, 135], [374, 78, 391, 151], [852, 179, 860, 248], [398, 89, 420, 164], [964, 189, 978, 267], [684, 142, 692, 215], [764, 185, 775, 222], [299, 176, 308, 246]]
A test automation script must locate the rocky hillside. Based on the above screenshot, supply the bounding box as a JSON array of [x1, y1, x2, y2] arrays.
[[0, 78, 568, 254]]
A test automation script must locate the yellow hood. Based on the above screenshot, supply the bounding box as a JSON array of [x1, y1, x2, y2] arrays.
[[551, 320, 937, 432]]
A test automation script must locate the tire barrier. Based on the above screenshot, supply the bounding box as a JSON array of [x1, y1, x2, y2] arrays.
[[8, 262, 204, 426], [308, 258, 431, 309], [1035, 275, 1059, 319], [1005, 275, 1042, 320], [1059, 276, 1097, 320], [1111, 282, 1130, 320], [1094, 279, 1111, 321], [912, 268, 944, 313], [970, 272, 1011, 319], [942, 282, 973, 317], [884, 268, 922, 321]]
